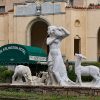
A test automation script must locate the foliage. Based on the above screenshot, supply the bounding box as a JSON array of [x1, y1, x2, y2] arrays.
[[2, 70, 14, 82], [67, 65, 76, 82], [0, 66, 7, 72], [82, 62, 100, 67], [0, 66, 14, 83]]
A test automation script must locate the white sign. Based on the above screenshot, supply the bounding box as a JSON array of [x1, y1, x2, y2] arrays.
[[29, 56, 47, 61]]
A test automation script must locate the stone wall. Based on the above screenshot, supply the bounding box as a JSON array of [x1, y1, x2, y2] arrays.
[[0, 85, 100, 96]]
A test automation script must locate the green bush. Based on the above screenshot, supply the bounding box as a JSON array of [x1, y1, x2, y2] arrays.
[[0, 66, 7, 72], [1, 70, 14, 82], [82, 61, 100, 67], [67, 65, 76, 82], [0, 66, 14, 83]]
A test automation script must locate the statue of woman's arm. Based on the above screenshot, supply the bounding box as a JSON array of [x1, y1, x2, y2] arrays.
[[55, 27, 70, 39], [60, 27, 70, 36], [46, 37, 56, 45]]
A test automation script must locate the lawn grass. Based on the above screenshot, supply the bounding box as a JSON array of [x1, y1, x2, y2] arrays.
[[0, 90, 99, 100]]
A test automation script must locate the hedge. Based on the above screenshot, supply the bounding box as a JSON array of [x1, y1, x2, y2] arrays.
[[0, 66, 14, 83]]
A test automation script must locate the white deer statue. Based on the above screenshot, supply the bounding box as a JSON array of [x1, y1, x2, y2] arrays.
[[12, 65, 49, 86], [12, 65, 33, 85], [75, 53, 100, 86]]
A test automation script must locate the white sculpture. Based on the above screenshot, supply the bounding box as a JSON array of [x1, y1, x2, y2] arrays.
[[75, 53, 100, 86], [12, 65, 33, 85], [32, 71, 49, 85], [12, 65, 49, 86], [47, 26, 75, 86]]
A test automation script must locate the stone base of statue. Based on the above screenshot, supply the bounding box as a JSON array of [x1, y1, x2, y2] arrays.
[[74, 80, 100, 87], [11, 81, 27, 85], [11, 71, 48, 86]]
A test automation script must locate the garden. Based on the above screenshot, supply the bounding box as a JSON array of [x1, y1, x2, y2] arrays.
[[0, 62, 100, 99]]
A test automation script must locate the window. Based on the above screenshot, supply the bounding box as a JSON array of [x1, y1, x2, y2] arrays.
[[75, 19, 80, 27], [74, 35, 81, 54], [0, 6, 5, 13]]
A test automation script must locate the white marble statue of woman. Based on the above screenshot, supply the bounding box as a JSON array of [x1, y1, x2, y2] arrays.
[[47, 26, 74, 86]]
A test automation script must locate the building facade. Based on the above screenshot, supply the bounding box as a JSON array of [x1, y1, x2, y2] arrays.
[[0, 0, 100, 61]]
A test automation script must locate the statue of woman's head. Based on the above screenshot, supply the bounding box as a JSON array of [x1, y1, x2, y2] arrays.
[[47, 26, 57, 37], [47, 26, 70, 38]]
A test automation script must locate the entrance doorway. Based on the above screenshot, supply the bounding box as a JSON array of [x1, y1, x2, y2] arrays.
[[97, 28, 100, 61], [30, 20, 48, 53]]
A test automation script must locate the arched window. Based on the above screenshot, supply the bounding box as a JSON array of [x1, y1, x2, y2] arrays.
[[74, 35, 81, 54], [75, 19, 80, 27]]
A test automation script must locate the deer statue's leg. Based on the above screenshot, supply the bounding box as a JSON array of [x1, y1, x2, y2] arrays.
[[93, 75, 100, 84], [77, 74, 82, 85], [12, 73, 17, 82], [76, 77, 79, 83], [24, 73, 32, 85]]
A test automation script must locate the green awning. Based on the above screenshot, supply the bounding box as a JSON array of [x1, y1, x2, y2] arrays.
[[0, 44, 47, 65]]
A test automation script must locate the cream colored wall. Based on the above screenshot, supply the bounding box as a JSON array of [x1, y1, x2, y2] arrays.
[[53, 14, 69, 59], [1, 2, 100, 61], [0, 0, 19, 11], [58, 8, 71, 60], [41, 14, 69, 60], [12, 12, 70, 60], [73, 0, 99, 7], [84, 0, 98, 6], [73, 0, 83, 7], [14, 15, 55, 45], [67, 8, 100, 61], [13, 14, 67, 47], [0, 14, 9, 46], [65, 8, 87, 61], [4, 14, 9, 44], [12, 8, 100, 61], [13, 16, 36, 44], [65, 8, 100, 61], [0, 15, 5, 46], [86, 9, 100, 61], [8, 12, 14, 43], [2, 0, 26, 12], [0, 0, 5, 6]]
